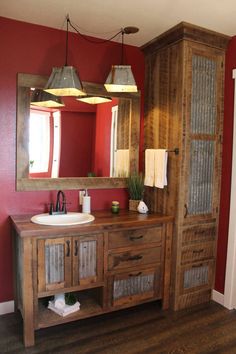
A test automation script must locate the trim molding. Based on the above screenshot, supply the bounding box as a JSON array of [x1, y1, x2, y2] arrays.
[[223, 69, 236, 310], [212, 290, 224, 306], [0, 301, 14, 315]]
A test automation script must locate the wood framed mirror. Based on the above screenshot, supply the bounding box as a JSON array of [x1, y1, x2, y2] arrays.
[[16, 73, 140, 191]]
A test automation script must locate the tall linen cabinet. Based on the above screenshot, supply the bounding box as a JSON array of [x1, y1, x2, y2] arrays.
[[142, 22, 229, 310]]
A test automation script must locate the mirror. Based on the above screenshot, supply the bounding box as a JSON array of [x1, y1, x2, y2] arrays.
[[16, 73, 140, 190]]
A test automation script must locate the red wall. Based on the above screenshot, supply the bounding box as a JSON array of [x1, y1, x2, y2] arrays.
[[0, 16, 144, 302], [215, 38, 235, 293], [59, 111, 96, 177]]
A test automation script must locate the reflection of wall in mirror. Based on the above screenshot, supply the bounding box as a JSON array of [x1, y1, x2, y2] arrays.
[[94, 99, 118, 177], [59, 111, 96, 177], [114, 99, 131, 177], [29, 98, 130, 179]]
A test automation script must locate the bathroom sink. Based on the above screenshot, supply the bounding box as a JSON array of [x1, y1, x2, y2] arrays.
[[31, 212, 95, 226]]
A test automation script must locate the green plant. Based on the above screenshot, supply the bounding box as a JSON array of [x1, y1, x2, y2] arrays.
[[65, 293, 77, 305], [127, 173, 144, 200]]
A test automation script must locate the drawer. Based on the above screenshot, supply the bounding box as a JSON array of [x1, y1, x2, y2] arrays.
[[181, 242, 215, 264], [177, 289, 212, 310], [182, 225, 216, 245], [108, 226, 162, 249], [179, 260, 214, 295], [107, 266, 162, 307], [108, 246, 162, 271]]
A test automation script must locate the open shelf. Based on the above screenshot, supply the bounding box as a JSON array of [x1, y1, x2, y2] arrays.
[[37, 288, 104, 329]]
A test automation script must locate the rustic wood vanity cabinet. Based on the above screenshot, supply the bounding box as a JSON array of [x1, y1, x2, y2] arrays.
[[11, 210, 173, 347], [142, 22, 229, 310]]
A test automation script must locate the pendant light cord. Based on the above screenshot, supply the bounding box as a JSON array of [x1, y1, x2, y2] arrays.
[[121, 29, 125, 65], [65, 17, 69, 66], [67, 17, 123, 44]]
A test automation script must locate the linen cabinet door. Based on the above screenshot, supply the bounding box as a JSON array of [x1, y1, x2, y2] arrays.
[[183, 45, 224, 223], [108, 267, 162, 308], [37, 237, 72, 293], [72, 234, 104, 286]]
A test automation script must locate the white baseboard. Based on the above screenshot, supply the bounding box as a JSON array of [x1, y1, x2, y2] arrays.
[[0, 300, 14, 315], [212, 290, 225, 306]]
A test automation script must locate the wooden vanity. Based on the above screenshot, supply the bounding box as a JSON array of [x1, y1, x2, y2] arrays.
[[11, 210, 173, 347]]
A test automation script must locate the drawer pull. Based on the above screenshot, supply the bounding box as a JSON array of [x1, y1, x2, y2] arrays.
[[129, 272, 142, 277], [127, 255, 143, 261], [184, 204, 188, 218], [74, 240, 79, 256], [129, 235, 144, 241], [192, 263, 203, 268], [193, 249, 204, 254], [66, 240, 70, 257]]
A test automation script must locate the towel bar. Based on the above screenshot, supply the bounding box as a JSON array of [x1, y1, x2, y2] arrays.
[[167, 148, 179, 155]]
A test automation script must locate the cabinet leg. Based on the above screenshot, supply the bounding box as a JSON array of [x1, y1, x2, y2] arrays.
[[23, 323, 35, 347]]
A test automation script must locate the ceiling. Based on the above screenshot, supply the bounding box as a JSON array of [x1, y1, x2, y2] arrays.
[[1, 0, 235, 46]]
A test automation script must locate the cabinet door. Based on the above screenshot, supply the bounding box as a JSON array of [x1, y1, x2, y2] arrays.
[[38, 237, 72, 293], [72, 234, 103, 286], [183, 44, 224, 222], [108, 267, 161, 308]]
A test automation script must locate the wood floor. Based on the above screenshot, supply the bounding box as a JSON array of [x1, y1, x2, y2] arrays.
[[1, 301, 236, 354]]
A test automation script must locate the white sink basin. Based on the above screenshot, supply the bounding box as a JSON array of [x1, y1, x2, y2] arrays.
[[31, 212, 95, 226]]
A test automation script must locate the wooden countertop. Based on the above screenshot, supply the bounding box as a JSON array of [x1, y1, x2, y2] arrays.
[[10, 210, 174, 238]]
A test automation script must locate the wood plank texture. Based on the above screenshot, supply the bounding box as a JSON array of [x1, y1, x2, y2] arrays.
[[1, 301, 236, 353], [143, 22, 228, 310]]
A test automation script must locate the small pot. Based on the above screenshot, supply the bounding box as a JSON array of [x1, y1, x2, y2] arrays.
[[129, 199, 140, 211]]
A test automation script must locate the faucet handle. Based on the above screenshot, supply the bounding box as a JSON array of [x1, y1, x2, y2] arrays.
[[49, 203, 54, 215], [62, 201, 67, 214]]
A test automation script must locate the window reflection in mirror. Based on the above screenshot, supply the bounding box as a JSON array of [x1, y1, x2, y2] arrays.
[[29, 96, 131, 178]]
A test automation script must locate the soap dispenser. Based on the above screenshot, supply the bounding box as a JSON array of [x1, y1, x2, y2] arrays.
[[82, 189, 91, 214]]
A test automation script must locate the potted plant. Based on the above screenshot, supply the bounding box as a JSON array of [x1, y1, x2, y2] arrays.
[[127, 173, 145, 211]]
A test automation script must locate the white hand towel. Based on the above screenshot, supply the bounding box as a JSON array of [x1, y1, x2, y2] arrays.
[[154, 149, 168, 188], [54, 293, 65, 309], [115, 149, 130, 177], [144, 149, 155, 187], [48, 300, 81, 317]]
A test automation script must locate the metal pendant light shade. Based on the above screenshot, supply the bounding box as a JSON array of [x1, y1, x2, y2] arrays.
[[30, 89, 65, 108], [77, 95, 112, 104], [44, 66, 85, 97], [104, 65, 138, 92], [104, 27, 139, 93]]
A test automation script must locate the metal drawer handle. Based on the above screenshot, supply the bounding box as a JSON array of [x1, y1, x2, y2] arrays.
[[74, 240, 79, 256], [129, 235, 144, 241], [192, 263, 203, 268], [66, 240, 70, 257], [129, 272, 142, 277], [127, 255, 143, 261], [184, 204, 188, 218]]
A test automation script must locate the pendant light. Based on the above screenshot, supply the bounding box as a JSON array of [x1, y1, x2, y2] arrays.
[[76, 95, 112, 104], [30, 89, 65, 108], [104, 27, 139, 93], [44, 16, 85, 97]]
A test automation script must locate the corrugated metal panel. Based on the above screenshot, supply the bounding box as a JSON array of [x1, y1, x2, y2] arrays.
[[188, 140, 214, 215], [113, 274, 154, 300], [45, 244, 64, 284], [191, 55, 216, 135], [183, 265, 208, 289], [79, 240, 97, 279]]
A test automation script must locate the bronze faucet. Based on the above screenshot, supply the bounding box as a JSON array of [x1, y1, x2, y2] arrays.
[[49, 190, 67, 215]]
